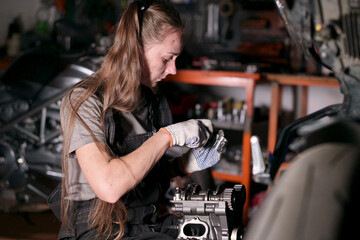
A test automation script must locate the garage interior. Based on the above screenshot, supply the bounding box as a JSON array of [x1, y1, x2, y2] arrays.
[[1, 0, 357, 239]]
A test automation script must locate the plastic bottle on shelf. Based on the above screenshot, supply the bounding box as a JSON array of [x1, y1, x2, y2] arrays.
[[7, 33, 21, 57]]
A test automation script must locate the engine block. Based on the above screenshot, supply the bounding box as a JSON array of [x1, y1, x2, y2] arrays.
[[171, 183, 246, 240]]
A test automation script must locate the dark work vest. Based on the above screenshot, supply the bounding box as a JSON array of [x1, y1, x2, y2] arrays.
[[104, 86, 173, 209]]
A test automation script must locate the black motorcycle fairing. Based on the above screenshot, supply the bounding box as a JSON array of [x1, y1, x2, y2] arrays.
[[270, 104, 342, 179], [1, 46, 68, 103]]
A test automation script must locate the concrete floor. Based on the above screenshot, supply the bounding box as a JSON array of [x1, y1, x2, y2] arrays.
[[0, 210, 60, 240]]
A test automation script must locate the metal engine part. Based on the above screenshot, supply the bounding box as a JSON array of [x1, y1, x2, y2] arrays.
[[213, 129, 227, 154], [171, 183, 246, 240]]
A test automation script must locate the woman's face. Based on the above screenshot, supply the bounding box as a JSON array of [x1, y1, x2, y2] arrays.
[[143, 27, 183, 88]]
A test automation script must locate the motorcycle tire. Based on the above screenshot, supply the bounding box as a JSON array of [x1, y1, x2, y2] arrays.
[[244, 142, 360, 240]]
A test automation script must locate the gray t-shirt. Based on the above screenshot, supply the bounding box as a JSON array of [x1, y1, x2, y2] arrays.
[[60, 88, 176, 201], [60, 90, 104, 200]]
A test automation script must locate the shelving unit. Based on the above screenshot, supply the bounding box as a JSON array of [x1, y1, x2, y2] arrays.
[[165, 69, 261, 221], [262, 73, 339, 154]]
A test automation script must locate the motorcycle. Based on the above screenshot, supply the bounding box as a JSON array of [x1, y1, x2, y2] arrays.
[[0, 45, 100, 213], [245, 0, 360, 239]]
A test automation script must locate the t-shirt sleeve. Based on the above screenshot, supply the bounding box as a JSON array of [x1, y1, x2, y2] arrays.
[[61, 91, 106, 154]]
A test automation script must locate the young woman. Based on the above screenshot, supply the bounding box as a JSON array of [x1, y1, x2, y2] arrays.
[[55, 1, 222, 239]]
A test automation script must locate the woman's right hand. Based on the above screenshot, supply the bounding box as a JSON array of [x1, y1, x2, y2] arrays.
[[160, 119, 213, 148]]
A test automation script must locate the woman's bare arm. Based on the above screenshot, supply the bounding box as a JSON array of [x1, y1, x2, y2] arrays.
[[75, 130, 170, 203]]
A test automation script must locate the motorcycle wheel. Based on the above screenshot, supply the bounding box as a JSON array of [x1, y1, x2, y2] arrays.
[[244, 142, 360, 240]]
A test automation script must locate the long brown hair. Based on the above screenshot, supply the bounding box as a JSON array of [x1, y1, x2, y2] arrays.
[[60, 1, 183, 239]]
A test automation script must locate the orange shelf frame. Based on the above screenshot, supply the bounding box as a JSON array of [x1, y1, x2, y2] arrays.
[[262, 73, 339, 154], [165, 69, 261, 223]]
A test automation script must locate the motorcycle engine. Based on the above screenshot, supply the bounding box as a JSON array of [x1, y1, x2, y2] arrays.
[[0, 89, 29, 123], [0, 89, 30, 191], [0, 79, 63, 212], [0, 142, 26, 187]]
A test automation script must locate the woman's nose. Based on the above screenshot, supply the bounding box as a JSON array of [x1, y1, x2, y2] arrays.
[[166, 60, 177, 75]]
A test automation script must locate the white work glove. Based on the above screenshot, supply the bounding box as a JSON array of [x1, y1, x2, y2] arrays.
[[184, 144, 221, 173], [183, 130, 227, 173], [160, 119, 213, 148]]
